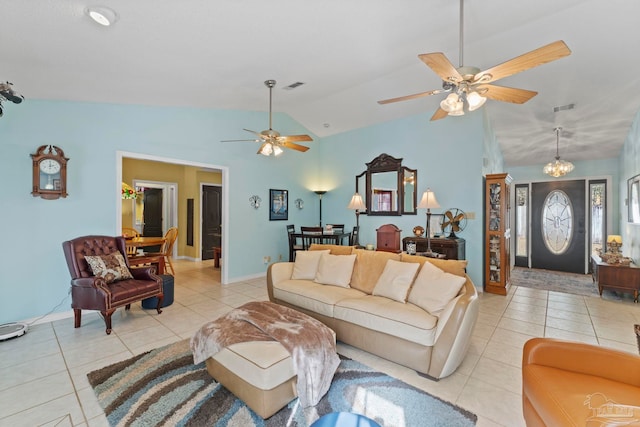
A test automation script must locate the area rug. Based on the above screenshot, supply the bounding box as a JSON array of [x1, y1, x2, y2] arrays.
[[87, 339, 477, 427], [511, 266, 598, 296]]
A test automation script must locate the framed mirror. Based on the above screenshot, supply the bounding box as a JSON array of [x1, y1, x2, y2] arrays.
[[356, 153, 417, 216], [628, 174, 640, 223]]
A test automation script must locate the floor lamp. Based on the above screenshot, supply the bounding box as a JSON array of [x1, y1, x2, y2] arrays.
[[314, 190, 327, 228], [417, 188, 440, 255], [347, 193, 366, 246]]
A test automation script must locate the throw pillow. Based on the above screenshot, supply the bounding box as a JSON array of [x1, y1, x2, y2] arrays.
[[85, 252, 134, 284], [314, 253, 357, 287], [408, 260, 466, 315], [350, 249, 402, 294], [372, 259, 420, 302], [401, 253, 468, 277], [291, 250, 330, 280]]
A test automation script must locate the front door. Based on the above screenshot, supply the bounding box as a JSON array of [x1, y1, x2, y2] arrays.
[[531, 180, 586, 273], [202, 185, 222, 260]]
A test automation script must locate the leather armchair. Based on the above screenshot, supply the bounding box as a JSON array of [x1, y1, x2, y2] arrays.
[[62, 235, 163, 334], [522, 337, 640, 426]]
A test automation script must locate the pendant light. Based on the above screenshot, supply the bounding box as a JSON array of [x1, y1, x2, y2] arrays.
[[543, 127, 574, 177]]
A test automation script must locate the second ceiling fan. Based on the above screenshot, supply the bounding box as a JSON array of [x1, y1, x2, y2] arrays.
[[222, 80, 313, 156], [378, 0, 572, 120]]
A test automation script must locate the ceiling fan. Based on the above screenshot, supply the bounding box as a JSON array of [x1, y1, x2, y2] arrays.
[[378, 0, 571, 120], [222, 80, 313, 156]]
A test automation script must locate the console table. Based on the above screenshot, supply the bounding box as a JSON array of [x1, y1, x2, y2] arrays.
[[402, 237, 465, 260], [591, 254, 640, 302]]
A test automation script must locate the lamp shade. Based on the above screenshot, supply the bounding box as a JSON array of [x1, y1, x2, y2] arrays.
[[606, 235, 622, 244], [417, 189, 440, 209], [347, 193, 366, 210]]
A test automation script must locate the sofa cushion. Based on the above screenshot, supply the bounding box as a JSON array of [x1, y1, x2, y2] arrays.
[[334, 295, 438, 346], [291, 250, 330, 280], [372, 259, 420, 302], [401, 253, 468, 278], [309, 244, 355, 255], [314, 253, 357, 287], [273, 279, 366, 317], [350, 249, 401, 294], [84, 253, 133, 284], [408, 260, 466, 315]]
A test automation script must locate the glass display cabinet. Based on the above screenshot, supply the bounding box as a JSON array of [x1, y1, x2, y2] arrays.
[[485, 173, 512, 295]]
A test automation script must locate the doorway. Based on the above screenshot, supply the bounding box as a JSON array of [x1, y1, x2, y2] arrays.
[[202, 184, 222, 260], [531, 180, 586, 273]]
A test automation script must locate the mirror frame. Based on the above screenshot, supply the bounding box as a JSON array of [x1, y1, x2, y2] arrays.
[[356, 153, 417, 216]]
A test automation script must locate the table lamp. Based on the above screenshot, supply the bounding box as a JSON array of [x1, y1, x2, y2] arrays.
[[606, 235, 622, 254], [347, 193, 366, 246], [417, 188, 440, 255]]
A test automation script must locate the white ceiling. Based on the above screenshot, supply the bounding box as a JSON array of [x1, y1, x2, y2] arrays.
[[2, 0, 640, 167]]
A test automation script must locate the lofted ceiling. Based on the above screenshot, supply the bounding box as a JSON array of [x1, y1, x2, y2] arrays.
[[2, 0, 639, 167]]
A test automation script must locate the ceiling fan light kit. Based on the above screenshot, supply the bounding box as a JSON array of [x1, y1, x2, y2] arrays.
[[543, 127, 574, 177], [378, 0, 571, 121], [0, 81, 24, 117], [221, 80, 313, 156]]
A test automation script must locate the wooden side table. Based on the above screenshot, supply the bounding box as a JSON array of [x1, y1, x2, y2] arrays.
[[591, 254, 640, 302]]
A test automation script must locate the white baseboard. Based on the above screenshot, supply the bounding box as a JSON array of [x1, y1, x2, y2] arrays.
[[227, 272, 266, 283]]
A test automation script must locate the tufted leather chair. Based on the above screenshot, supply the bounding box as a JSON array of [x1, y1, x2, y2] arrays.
[[62, 235, 163, 334]]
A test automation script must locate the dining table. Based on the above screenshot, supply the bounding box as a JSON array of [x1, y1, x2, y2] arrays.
[[288, 230, 352, 262], [125, 236, 167, 274]]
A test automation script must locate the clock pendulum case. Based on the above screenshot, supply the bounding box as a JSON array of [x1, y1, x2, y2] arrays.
[[31, 145, 69, 200]]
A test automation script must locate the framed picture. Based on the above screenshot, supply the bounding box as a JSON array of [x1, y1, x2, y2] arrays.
[[269, 189, 288, 221], [628, 174, 640, 223], [430, 214, 445, 237]]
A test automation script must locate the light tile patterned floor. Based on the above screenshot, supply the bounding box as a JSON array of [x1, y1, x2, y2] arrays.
[[1, 259, 639, 426]]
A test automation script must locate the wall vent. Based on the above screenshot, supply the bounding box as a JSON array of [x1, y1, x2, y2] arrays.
[[553, 103, 575, 113]]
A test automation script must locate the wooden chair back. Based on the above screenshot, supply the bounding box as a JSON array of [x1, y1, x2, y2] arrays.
[[122, 227, 140, 238], [301, 226, 323, 250]]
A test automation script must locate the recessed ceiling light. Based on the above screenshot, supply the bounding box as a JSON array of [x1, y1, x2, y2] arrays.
[[85, 6, 118, 26]]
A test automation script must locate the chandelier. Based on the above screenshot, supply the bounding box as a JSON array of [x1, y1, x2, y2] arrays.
[[543, 127, 574, 177]]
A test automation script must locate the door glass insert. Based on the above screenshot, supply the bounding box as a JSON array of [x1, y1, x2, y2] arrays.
[[542, 190, 573, 255], [589, 181, 605, 255], [515, 185, 529, 257]]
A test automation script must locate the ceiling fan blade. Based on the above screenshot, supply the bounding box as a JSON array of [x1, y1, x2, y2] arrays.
[[280, 134, 313, 143], [378, 89, 444, 105], [221, 139, 259, 143], [281, 141, 310, 152], [474, 40, 571, 84], [479, 84, 538, 104], [243, 128, 266, 139], [430, 107, 449, 121], [418, 52, 463, 84]]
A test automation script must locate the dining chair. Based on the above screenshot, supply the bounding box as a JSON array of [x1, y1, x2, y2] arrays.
[[350, 226, 360, 246], [122, 227, 140, 238], [144, 227, 179, 275], [327, 224, 345, 233], [287, 225, 303, 261], [301, 226, 323, 250]]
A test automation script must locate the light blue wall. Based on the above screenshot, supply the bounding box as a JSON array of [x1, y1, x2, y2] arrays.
[[316, 110, 487, 287], [621, 109, 640, 261], [0, 100, 320, 324]]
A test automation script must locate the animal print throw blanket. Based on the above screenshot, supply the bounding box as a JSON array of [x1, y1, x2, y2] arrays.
[[190, 301, 340, 407]]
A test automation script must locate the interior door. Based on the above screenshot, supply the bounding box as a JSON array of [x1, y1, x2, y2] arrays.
[[531, 180, 586, 273], [142, 188, 164, 253], [202, 185, 222, 260]]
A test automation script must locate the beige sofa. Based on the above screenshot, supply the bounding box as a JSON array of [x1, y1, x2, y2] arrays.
[[267, 245, 479, 380]]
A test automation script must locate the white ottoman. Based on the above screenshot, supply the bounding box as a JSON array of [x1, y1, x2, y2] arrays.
[[205, 340, 297, 419]]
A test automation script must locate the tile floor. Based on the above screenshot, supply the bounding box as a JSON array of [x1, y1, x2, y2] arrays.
[[1, 259, 639, 427]]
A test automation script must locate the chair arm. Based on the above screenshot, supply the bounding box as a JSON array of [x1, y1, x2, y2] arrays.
[[129, 266, 157, 280], [267, 262, 294, 301], [523, 338, 640, 388], [70, 276, 110, 295]]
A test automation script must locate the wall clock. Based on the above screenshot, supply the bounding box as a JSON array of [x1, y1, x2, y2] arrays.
[[31, 145, 69, 200]]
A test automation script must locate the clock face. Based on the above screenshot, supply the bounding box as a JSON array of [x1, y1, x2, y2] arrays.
[[39, 159, 61, 175]]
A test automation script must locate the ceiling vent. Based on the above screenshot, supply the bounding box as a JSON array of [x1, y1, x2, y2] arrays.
[[553, 103, 575, 113], [283, 82, 305, 90]]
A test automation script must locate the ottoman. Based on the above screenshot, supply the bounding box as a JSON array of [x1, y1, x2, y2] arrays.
[[206, 340, 297, 419], [141, 274, 174, 309]]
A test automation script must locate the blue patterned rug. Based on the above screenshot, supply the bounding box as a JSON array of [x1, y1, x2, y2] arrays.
[[87, 339, 477, 426]]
